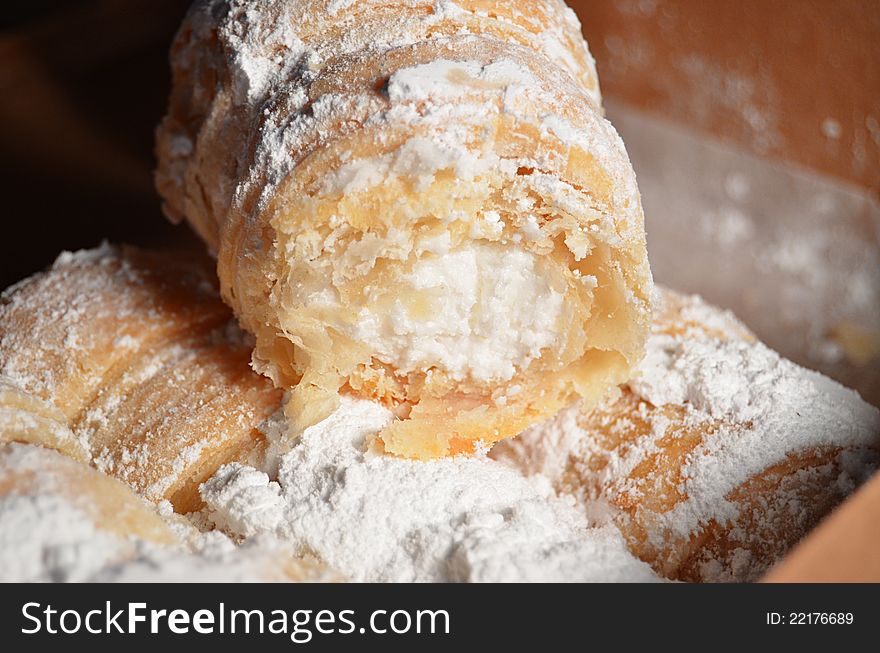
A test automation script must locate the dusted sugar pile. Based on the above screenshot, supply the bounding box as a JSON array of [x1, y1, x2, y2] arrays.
[[0, 443, 334, 583], [494, 288, 880, 581], [156, 0, 653, 459], [201, 397, 660, 583]]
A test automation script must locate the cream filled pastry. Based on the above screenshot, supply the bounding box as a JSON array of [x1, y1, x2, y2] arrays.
[[156, 0, 653, 458], [1, 248, 877, 582], [0, 245, 283, 512], [494, 288, 880, 581]]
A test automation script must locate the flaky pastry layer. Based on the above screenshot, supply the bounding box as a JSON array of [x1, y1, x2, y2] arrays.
[[494, 288, 880, 581], [0, 245, 283, 512], [156, 0, 653, 458]]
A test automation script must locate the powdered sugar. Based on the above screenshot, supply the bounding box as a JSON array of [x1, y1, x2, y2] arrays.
[[0, 491, 131, 582], [201, 396, 660, 582], [320, 134, 501, 196], [223, 2, 307, 105], [201, 465, 285, 537], [388, 58, 541, 103], [326, 0, 357, 16], [0, 443, 334, 583], [494, 289, 880, 578]]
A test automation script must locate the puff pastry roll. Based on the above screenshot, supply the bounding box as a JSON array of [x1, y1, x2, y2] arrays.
[[0, 443, 178, 581], [156, 0, 652, 458], [0, 442, 335, 582], [494, 289, 880, 581], [0, 245, 283, 512], [0, 376, 89, 463]]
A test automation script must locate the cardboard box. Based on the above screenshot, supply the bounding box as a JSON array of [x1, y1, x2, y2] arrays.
[[569, 0, 880, 581], [568, 0, 880, 193]]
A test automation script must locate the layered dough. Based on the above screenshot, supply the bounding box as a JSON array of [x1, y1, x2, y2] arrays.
[[0, 377, 89, 463], [494, 289, 880, 581], [0, 245, 283, 512], [0, 248, 877, 581], [156, 0, 653, 458]]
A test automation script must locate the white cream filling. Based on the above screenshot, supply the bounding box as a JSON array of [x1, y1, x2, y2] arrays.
[[352, 242, 566, 383]]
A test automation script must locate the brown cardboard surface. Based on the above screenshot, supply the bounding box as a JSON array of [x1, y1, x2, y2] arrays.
[[763, 472, 880, 582], [607, 101, 880, 406], [569, 0, 880, 194]]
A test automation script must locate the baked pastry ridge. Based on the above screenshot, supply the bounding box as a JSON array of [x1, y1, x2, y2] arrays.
[[2, 248, 876, 581], [0, 245, 283, 512], [493, 288, 880, 581], [156, 0, 653, 458]]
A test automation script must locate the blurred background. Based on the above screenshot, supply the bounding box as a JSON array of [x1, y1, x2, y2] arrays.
[[1, 0, 878, 402]]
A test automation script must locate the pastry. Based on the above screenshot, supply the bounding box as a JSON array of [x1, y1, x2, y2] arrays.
[[494, 288, 880, 581], [0, 442, 177, 582], [0, 441, 335, 582], [0, 442, 177, 547], [2, 245, 876, 581], [0, 376, 89, 463], [0, 245, 283, 512], [155, 0, 653, 458]]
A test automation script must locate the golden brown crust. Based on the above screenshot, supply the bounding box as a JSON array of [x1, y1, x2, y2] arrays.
[[156, 0, 653, 458], [0, 378, 89, 462], [0, 441, 340, 582], [0, 246, 283, 512], [495, 287, 880, 581], [562, 391, 876, 581]]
